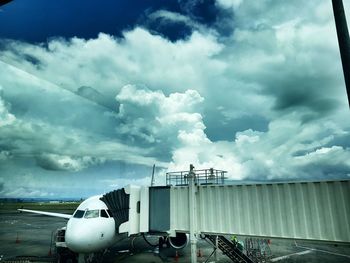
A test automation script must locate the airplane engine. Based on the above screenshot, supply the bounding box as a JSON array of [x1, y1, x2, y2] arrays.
[[168, 233, 189, 249]]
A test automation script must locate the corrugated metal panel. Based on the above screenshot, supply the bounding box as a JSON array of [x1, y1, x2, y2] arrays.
[[170, 180, 350, 243]]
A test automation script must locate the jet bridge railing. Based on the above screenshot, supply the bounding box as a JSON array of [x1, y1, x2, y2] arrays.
[[166, 168, 227, 186]]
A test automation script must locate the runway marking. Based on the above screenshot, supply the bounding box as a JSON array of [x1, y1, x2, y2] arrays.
[[295, 241, 350, 259], [270, 249, 313, 262]]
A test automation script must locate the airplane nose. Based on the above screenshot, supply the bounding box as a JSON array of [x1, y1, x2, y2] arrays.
[[65, 219, 106, 253]]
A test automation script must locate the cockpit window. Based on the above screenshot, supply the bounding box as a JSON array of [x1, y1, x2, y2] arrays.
[[107, 209, 113, 217], [100, 209, 109, 218], [84, 209, 99, 219], [73, 210, 85, 218]]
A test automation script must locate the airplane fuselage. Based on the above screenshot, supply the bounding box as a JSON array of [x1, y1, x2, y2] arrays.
[[65, 195, 120, 253]]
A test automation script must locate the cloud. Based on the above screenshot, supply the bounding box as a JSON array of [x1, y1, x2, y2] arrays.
[[115, 85, 205, 153], [232, 116, 350, 180], [0, 150, 12, 161], [216, 0, 347, 117], [0, 61, 165, 171], [36, 153, 106, 172], [75, 86, 117, 111], [1, 187, 54, 198], [169, 110, 350, 180], [294, 146, 350, 177], [0, 28, 224, 96], [114, 85, 245, 178], [0, 115, 161, 169], [144, 9, 197, 41], [0, 172, 55, 198], [0, 88, 16, 127], [148, 10, 194, 25], [216, 0, 242, 9], [174, 0, 237, 36]]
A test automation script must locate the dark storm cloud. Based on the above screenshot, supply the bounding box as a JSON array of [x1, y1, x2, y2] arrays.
[[222, 14, 346, 120], [263, 73, 340, 116], [35, 153, 105, 172]]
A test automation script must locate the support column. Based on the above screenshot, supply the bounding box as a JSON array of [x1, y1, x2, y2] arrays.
[[188, 164, 197, 263]]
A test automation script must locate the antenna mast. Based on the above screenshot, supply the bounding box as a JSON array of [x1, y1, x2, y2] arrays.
[[151, 164, 155, 186]]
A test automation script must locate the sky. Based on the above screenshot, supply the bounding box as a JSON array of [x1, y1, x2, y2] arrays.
[[0, 0, 349, 199]]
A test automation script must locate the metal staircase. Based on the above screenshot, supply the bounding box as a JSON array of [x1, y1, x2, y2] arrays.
[[206, 235, 254, 263]]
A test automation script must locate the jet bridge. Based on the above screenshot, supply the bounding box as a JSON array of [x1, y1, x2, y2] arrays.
[[102, 169, 350, 244], [169, 179, 350, 243], [101, 168, 349, 263]]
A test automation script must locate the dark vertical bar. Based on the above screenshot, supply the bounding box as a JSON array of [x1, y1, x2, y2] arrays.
[[332, 0, 350, 107]]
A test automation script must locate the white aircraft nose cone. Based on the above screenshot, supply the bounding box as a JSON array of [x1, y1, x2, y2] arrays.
[[65, 219, 105, 253]]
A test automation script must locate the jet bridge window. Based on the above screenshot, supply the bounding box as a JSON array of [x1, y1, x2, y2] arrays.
[[73, 210, 85, 218], [84, 210, 99, 219]]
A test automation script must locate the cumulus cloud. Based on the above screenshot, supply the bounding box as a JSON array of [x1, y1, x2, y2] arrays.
[[0, 28, 224, 96], [294, 146, 350, 177], [115, 85, 205, 152]]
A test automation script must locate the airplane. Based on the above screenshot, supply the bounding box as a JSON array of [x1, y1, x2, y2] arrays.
[[18, 189, 188, 262]]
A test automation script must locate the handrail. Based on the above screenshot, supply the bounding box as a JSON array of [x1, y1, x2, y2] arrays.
[[166, 168, 227, 186]]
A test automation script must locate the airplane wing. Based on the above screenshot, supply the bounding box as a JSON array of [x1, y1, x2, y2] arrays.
[[18, 209, 72, 219]]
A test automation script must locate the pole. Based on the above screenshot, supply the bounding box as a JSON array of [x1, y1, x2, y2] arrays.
[[214, 235, 218, 262], [188, 164, 197, 263], [151, 164, 155, 186], [332, 0, 350, 107]]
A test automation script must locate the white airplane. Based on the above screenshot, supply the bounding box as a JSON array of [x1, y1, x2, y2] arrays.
[[19, 190, 188, 262]]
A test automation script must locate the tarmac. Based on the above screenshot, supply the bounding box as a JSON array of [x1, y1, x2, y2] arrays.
[[0, 211, 350, 262]]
